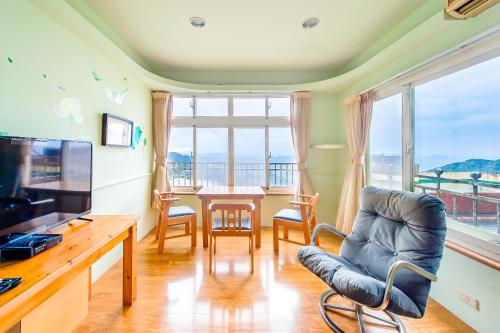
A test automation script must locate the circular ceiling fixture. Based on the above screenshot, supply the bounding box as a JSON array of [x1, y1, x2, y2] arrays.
[[302, 17, 320, 29], [190, 17, 206, 29]]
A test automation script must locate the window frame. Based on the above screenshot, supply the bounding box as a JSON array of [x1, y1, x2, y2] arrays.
[[170, 94, 293, 190], [368, 30, 500, 263]]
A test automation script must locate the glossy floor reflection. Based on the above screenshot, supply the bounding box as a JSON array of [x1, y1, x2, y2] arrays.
[[75, 228, 473, 332]]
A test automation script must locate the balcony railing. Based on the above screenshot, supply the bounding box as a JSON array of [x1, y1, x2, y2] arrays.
[[167, 162, 296, 188], [415, 169, 500, 235]]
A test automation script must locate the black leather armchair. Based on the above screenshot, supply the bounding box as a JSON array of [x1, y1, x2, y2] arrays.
[[298, 186, 447, 332]]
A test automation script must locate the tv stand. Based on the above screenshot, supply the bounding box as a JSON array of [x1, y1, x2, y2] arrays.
[[0, 215, 138, 333]]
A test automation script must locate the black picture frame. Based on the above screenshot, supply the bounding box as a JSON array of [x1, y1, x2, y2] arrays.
[[101, 113, 133, 147]]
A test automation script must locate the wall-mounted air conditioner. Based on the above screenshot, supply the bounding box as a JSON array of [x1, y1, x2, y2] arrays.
[[445, 0, 499, 19]]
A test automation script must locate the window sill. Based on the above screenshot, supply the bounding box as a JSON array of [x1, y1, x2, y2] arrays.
[[445, 221, 500, 271], [262, 187, 294, 196]]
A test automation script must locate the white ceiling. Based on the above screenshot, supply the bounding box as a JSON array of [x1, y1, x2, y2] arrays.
[[72, 0, 427, 76]]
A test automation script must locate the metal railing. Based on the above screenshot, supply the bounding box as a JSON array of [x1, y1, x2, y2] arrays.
[[415, 169, 500, 235], [167, 162, 296, 187]]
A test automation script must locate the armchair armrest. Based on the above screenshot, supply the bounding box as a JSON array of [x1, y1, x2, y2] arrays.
[[310, 224, 347, 245], [375, 260, 438, 310]]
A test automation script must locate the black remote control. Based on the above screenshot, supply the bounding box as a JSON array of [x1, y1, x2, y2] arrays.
[[0, 278, 22, 294]]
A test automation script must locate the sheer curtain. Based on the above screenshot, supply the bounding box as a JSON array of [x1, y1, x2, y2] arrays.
[[335, 91, 374, 233], [151, 91, 173, 208], [290, 91, 314, 199]]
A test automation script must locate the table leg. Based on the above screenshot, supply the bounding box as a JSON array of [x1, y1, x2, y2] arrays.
[[202, 199, 208, 248], [253, 198, 261, 248], [123, 224, 137, 306]]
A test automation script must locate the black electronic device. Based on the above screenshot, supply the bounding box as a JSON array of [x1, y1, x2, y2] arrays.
[[0, 277, 22, 294], [0, 233, 63, 260]]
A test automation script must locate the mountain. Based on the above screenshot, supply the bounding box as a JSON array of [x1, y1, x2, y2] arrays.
[[428, 159, 499, 174], [168, 152, 192, 162]]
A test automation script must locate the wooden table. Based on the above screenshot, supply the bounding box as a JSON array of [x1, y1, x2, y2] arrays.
[[197, 186, 266, 248], [0, 215, 138, 332]]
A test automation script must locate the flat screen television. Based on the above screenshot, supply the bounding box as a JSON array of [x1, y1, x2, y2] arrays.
[[0, 136, 92, 237]]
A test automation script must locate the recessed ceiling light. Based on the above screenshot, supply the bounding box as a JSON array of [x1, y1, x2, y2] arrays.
[[302, 17, 319, 29], [190, 17, 206, 29]]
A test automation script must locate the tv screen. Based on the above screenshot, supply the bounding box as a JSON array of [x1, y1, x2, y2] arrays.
[[0, 137, 92, 236]]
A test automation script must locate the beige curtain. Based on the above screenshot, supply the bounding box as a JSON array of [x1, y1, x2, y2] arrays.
[[151, 91, 173, 208], [290, 91, 314, 199], [335, 91, 374, 233]]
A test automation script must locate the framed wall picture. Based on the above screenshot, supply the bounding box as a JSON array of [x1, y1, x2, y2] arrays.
[[101, 113, 133, 147]]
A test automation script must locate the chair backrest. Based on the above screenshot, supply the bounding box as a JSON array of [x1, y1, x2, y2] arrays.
[[298, 193, 319, 224], [208, 203, 255, 235], [153, 189, 175, 219], [340, 186, 446, 316]]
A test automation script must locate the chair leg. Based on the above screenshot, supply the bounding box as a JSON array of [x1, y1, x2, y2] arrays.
[[191, 215, 197, 247], [214, 236, 217, 254], [273, 219, 279, 253], [248, 236, 251, 254], [355, 305, 366, 333], [250, 235, 254, 274], [157, 220, 168, 254], [302, 222, 311, 246], [184, 222, 190, 235], [155, 213, 161, 240], [311, 217, 319, 246], [209, 235, 213, 274], [283, 227, 289, 240]]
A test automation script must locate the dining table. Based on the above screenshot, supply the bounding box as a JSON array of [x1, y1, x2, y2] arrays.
[[196, 186, 266, 248]]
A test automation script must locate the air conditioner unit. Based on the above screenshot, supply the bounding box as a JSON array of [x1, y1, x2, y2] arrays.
[[445, 0, 499, 19]]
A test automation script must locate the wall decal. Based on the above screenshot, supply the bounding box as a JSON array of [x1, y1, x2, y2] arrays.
[[92, 69, 103, 81], [0, 131, 9, 136], [58, 85, 66, 92], [105, 77, 129, 104], [132, 125, 143, 149], [54, 97, 83, 137], [42, 73, 47, 79], [7, 57, 13, 63]]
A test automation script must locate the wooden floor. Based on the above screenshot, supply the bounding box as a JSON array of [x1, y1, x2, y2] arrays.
[[75, 227, 473, 333]]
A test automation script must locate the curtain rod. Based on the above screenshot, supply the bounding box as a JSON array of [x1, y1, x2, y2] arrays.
[[359, 25, 500, 95]]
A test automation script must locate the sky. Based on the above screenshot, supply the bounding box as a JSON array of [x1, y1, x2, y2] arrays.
[[370, 55, 500, 170]]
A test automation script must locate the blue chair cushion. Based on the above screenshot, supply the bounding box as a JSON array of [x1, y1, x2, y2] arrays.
[[212, 217, 251, 231], [274, 208, 302, 222], [168, 205, 196, 218], [298, 246, 422, 318]]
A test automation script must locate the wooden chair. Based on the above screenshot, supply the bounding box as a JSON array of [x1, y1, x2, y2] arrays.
[[208, 203, 255, 274], [153, 189, 197, 254], [273, 193, 320, 253]]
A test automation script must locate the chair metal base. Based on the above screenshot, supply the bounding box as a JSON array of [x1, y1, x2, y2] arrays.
[[319, 290, 406, 333]]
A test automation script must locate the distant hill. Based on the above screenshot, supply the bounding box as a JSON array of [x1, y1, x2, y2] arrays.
[[428, 159, 499, 174], [168, 152, 192, 162]]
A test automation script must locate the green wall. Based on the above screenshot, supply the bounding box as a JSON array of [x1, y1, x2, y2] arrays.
[[0, 0, 156, 280], [334, 6, 500, 332]]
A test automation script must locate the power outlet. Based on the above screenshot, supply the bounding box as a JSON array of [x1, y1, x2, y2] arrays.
[[459, 290, 480, 311]]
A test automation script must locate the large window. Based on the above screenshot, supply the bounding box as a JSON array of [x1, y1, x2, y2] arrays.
[[168, 95, 295, 188], [369, 93, 403, 190], [414, 56, 500, 237], [368, 45, 500, 253]]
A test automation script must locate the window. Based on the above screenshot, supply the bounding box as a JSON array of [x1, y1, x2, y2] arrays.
[[414, 56, 500, 237], [233, 98, 266, 117], [269, 128, 296, 186], [234, 128, 265, 186], [268, 97, 290, 117], [167, 127, 193, 186], [367, 40, 500, 257], [196, 97, 228, 116], [196, 128, 228, 187], [369, 93, 403, 190], [167, 95, 295, 189]]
